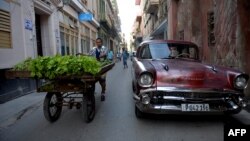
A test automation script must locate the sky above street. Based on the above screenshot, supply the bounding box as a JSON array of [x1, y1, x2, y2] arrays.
[[117, 0, 138, 42]]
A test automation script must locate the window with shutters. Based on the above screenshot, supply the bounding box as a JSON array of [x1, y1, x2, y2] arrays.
[[0, 9, 11, 48]]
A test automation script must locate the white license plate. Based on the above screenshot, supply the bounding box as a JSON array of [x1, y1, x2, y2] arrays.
[[181, 104, 210, 111]]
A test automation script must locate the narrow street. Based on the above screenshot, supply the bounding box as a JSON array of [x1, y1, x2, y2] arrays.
[[1, 61, 243, 141], [0, 0, 250, 141]]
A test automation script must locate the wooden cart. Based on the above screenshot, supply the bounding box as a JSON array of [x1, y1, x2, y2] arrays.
[[5, 63, 115, 123]]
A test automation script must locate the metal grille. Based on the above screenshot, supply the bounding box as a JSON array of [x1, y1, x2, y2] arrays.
[[152, 91, 230, 98]]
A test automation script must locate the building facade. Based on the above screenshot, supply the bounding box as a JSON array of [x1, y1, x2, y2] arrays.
[[131, 0, 143, 50], [131, 0, 168, 49], [111, 0, 122, 54], [0, 0, 60, 103], [59, 0, 100, 55]]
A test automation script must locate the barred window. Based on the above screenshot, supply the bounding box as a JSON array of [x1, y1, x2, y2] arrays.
[[0, 9, 11, 48], [179, 30, 184, 40], [207, 11, 215, 46]]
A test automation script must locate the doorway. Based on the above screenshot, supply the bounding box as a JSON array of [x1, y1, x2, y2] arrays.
[[35, 14, 43, 56]]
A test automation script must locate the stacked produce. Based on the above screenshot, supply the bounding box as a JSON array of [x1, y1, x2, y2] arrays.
[[13, 55, 112, 79]]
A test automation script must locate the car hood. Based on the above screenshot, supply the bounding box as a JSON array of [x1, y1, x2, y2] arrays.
[[149, 59, 241, 90]]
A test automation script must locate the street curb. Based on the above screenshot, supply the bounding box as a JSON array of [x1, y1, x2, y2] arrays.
[[0, 90, 36, 104]]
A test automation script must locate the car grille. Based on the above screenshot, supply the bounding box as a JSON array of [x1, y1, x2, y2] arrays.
[[152, 91, 231, 99], [149, 91, 234, 105]]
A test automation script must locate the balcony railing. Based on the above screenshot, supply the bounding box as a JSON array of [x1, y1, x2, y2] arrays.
[[144, 0, 159, 14]]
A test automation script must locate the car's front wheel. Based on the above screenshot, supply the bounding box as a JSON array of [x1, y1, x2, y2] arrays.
[[135, 105, 144, 118]]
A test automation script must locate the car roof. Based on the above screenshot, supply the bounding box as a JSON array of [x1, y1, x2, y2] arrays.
[[139, 40, 197, 46]]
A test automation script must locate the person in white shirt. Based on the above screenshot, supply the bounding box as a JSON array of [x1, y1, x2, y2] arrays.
[[89, 38, 108, 101]]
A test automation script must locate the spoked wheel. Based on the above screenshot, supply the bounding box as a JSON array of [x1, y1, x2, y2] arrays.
[[43, 92, 63, 122], [81, 84, 96, 123]]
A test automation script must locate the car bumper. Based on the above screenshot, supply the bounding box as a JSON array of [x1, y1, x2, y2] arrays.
[[135, 103, 241, 115], [134, 88, 248, 115]]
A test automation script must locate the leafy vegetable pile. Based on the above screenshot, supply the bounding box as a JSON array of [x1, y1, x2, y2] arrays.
[[13, 55, 112, 79], [100, 60, 113, 67]]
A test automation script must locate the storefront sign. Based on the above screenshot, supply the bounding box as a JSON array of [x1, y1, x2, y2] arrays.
[[79, 13, 93, 21]]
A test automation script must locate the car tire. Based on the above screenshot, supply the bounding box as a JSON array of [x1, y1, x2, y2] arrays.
[[135, 105, 144, 118], [132, 81, 136, 93]]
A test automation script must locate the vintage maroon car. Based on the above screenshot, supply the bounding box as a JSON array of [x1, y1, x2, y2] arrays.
[[132, 40, 249, 118]]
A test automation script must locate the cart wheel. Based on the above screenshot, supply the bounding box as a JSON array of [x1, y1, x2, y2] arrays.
[[82, 93, 95, 123], [43, 92, 62, 122], [81, 84, 96, 123]]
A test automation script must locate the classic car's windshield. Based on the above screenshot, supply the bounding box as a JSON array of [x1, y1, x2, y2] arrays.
[[149, 43, 199, 60]]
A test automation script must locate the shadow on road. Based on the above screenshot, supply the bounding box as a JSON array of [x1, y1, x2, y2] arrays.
[[139, 113, 248, 126]]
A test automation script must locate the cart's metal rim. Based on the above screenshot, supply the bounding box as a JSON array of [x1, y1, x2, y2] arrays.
[[49, 95, 58, 116]]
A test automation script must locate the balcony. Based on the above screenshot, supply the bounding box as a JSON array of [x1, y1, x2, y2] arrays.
[[100, 13, 112, 30], [144, 0, 159, 14]]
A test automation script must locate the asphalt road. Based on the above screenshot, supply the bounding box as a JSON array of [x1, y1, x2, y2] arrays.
[[0, 60, 241, 141]]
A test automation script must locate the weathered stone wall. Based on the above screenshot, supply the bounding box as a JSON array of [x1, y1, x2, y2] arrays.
[[213, 0, 239, 68], [212, 0, 250, 96]]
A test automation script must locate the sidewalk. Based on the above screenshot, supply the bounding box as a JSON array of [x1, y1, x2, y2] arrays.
[[0, 92, 46, 128]]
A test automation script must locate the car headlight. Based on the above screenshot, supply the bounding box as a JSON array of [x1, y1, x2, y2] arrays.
[[138, 73, 153, 87], [234, 75, 248, 89]]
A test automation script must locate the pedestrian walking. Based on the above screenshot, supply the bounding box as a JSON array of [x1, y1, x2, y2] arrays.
[[122, 48, 129, 69], [107, 50, 114, 61]]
